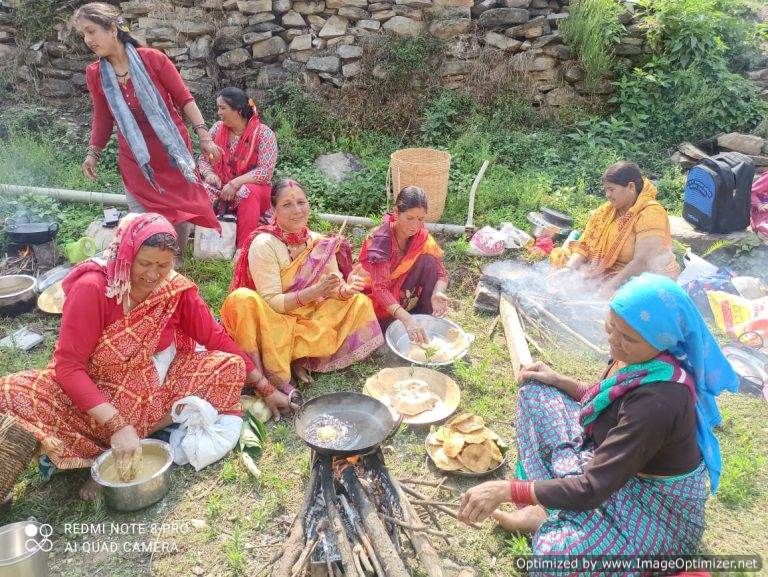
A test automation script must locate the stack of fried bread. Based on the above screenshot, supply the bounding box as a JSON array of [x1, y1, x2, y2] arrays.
[[426, 413, 505, 474]]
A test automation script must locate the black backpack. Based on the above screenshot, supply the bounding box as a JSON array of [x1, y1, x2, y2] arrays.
[[682, 152, 754, 234]]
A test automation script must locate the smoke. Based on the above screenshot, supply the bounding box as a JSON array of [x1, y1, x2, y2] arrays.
[[482, 260, 610, 355]]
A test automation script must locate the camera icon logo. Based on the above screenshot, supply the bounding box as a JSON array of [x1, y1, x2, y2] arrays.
[[24, 522, 54, 553]]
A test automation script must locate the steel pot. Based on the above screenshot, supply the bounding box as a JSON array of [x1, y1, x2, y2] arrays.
[[385, 314, 473, 367], [526, 211, 562, 239], [4, 222, 59, 246], [91, 439, 173, 511], [0, 275, 37, 316], [0, 519, 50, 577]]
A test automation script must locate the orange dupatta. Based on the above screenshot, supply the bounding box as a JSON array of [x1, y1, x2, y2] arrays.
[[359, 214, 444, 318], [572, 178, 661, 273]]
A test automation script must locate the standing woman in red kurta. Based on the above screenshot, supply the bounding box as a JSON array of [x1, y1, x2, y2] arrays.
[[74, 2, 221, 254]]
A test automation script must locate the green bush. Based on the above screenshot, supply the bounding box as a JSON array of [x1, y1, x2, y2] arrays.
[[638, 0, 761, 70], [380, 36, 444, 83], [420, 91, 477, 145], [561, 0, 625, 86]]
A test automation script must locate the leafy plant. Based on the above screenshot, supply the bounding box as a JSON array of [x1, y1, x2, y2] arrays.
[[381, 35, 444, 83], [239, 410, 267, 478], [561, 0, 625, 86], [637, 0, 760, 70], [420, 91, 476, 144]]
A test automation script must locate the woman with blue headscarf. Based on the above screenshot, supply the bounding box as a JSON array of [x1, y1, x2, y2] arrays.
[[458, 273, 737, 566]]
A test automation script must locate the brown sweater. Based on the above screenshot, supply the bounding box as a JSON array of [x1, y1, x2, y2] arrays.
[[534, 382, 701, 511]]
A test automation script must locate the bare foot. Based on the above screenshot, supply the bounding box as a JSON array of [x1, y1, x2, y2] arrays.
[[79, 477, 101, 501], [491, 505, 547, 533], [292, 361, 314, 384]]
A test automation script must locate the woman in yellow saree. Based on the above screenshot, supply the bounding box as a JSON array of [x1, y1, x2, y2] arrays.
[[221, 179, 383, 396], [550, 161, 679, 293]]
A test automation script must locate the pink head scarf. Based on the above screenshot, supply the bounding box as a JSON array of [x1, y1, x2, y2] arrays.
[[63, 213, 177, 303]]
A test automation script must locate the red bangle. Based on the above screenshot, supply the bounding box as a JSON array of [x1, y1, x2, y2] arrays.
[[102, 413, 130, 440], [255, 377, 276, 398], [295, 290, 304, 307], [509, 480, 534, 505]]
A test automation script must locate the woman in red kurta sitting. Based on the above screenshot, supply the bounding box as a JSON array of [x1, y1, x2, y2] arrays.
[[199, 87, 278, 251], [0, 214, 292, 501], [76, 3, 221, 254], [358, 186, 449, 344]]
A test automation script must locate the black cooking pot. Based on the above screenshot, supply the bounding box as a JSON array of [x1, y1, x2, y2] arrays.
[[540, 207, 574, 228], [294, 392, 402, 457], [4, 222, 59, 245]]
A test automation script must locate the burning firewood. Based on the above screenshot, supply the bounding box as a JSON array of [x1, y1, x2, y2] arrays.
[[341, 466, 409, 577]]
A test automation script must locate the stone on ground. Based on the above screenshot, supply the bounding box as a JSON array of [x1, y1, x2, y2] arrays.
[[314, 152, 365, 182]]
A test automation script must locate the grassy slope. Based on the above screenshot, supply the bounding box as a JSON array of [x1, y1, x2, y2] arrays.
[[1, 247, 766, 577]]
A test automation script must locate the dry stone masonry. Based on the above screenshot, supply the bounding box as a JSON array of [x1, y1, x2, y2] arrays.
[[1, 0, 766, 106]]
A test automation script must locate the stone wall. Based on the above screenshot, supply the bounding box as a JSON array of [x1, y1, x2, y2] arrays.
[[1, 0, 657, 105]]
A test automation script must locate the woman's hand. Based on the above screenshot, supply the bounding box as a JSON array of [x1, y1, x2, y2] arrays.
[[200, 139, 224, 164], [518, 361, 562, 388], [758, 202, 768, 213], [431, 291, 449, 317], [458, 480, 509, 524], [83, 155, 99, 180], [313, 274, 341, 299], [110, 424, 141, 462], [343, 275, 366, 296], [263, 389, 299, 421], [404, 315, 429, 345], [220, 180, 238, 202], [205, 172, 222, 189]]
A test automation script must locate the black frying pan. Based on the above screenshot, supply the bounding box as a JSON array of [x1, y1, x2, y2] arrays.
[[294, 392, 402, 457]]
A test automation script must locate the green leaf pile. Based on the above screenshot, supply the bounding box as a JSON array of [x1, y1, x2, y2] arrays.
[[239, 410, 267, 478]]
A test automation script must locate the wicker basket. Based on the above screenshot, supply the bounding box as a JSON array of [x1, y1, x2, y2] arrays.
[[0, 414, 38, 499], [389, 148, 451, 223]]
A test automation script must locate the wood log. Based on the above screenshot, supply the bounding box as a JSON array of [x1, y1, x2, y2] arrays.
[[500, 294, 533, 379], [341, 467, 410, 577], [399, 478, 445, 488], [392, 480, 445, 577], [399, 485, 482, 530], [339, 494, 386, 577], [381, 514, 449, 538], [272, 467, 320, 577], [319, 457, 362, 577], [291, 527, 323, 577]]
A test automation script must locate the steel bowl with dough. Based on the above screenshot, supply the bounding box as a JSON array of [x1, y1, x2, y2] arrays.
[[362, 366, 460, 425]]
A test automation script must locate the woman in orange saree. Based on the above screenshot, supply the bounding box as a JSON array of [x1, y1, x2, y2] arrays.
[[221, 179, 383, 394], [550, 161, 679, 294], [0, 214, 275, 500], [358, 186, 449, 344]]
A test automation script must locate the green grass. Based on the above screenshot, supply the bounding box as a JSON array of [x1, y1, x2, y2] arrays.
[[1, 248, 767, 575]]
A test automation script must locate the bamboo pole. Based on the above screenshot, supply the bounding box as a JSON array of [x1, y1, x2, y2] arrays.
[[465, 160, 490, 232]]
